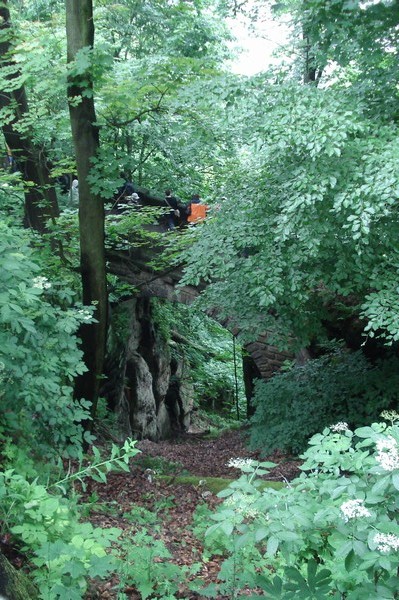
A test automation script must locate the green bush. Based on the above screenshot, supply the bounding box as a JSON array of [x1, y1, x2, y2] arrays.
[[117, 528, 183, 600], [0, 440, 139, 599], [200, 417, 399, 599], [0, 223, 94, 458], [249, 348, 399, 455]]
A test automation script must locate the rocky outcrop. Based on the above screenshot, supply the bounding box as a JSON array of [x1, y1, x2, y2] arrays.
[[243, 337, 310, 416], [107, 248, 309, 385], [102, 298, 194, 441]]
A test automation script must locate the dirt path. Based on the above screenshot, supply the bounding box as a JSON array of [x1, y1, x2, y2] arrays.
[[135, 428, 301, 480], [84, 429, 301, 598]]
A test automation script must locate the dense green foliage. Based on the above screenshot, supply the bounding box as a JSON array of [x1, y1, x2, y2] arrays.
[[181, 78, 399, 344], [2, 0, 233, 202], [203, 417, 399, 599], [0, 223, 92, 458], [1, 0, 399, 596], [152, 299, 246, 418], [181, 0, 399, 348], [0, 2, 239, 592], [117, 528, 183, 599], [0, 441, 138, 599], [249, 347, 399, 455]]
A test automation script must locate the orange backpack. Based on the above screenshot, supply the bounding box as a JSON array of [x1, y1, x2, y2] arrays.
[[187, 202, 207, 223]]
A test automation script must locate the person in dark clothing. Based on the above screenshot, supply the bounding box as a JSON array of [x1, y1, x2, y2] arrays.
[[114, 171, 135, 199], [117, 179, 135, 199], [164, 189, 180, 230], [56, 173, 71, 194], [109, 175, 136, 213]]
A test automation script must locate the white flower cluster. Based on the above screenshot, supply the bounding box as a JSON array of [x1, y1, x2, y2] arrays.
[[340, 499, 371, 522], [226, 457, 255, 469], [374, 533, 399, 554], [381, 410, 399, 423], [330, 422, 349, 432], [375, 436, 399, 471], [77, 308, 93, 322], [32, 276, 51, 290], [224, 493, 260, 518]]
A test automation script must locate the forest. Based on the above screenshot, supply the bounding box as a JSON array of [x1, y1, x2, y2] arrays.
[[1, 0, 399, 598]]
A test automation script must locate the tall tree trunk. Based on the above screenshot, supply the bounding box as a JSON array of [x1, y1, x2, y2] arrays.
[[66, 0, 107, 420], [0, 1, 59, 232]]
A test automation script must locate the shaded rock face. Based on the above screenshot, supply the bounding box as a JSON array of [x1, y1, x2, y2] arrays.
[[103, 299, 194, 441]]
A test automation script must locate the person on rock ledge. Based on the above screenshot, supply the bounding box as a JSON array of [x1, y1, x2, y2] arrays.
[[186, 193, 209, 224], [164, 189, 180, 230]]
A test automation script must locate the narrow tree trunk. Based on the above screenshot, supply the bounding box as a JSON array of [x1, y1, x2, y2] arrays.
[[66, 0, 107, 419], [303, 30, 323, 85], [138, 134, 148, 186], [0, 1, 59, 232]]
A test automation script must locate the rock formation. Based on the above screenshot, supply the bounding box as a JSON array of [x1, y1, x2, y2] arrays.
[[102, 298, 194, 440]]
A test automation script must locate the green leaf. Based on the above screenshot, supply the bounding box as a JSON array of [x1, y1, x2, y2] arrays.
[[391, 472, 399, 491], [255, 574, 283, 598], [336, 540, 354, 558], [89, 555, 115, 578], [217, 487, 234, 498], [62, 559, 86, 579], [220, 520, 234, 536], [267, 536, 279, 556], [345, 549, 356, 572], [255, 526, 269, 542], [307, 558, 317, 585]]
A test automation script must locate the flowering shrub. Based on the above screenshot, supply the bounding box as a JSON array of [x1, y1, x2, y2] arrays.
[[201, 416, 399, 599]]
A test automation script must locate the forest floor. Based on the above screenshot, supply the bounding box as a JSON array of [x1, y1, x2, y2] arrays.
[[84, 428, 302, 599]]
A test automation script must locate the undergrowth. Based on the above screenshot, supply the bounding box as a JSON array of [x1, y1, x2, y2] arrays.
[[249, 347, 399, 455]]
